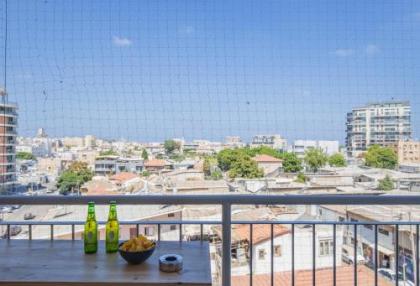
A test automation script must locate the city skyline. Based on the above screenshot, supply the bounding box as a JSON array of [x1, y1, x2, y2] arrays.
[[1, 0, 420, 142]]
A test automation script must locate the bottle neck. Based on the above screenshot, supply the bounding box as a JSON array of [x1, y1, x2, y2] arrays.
[[108, 205, 117, 220], [87, 204, 96, 220]]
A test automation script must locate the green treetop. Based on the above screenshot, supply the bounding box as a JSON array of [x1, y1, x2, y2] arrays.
[[164, 139, 180, 154], [304, 148, 328, 172], [57, 161, 94, 195], [328, 153, 347, 167], [282, 152, 303, 173], [378, 175, 394, 191], [365, 145, 398, 169], [141, 149, 149, 160], [16, 151, 36, 160], [99, 149, 118, 156]]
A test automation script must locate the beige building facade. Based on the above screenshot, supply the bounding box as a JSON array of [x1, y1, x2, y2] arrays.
[[394, 140, 420, 164]]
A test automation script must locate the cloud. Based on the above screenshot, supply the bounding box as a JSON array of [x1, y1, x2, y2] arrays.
[[112, 36, 132, 47], [334, 49, 354, 57], [365, 44, 380, 56]]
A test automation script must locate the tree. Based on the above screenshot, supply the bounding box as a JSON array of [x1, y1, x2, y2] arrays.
[[329, 153, 347, 167], [164, 139, 180, 154], [204, 156, 223, 180], [228, 156, 264, 179], [16, 151, 36, 160], [304, 148, 328, 172], [247, 146, 283, 159], [295, 173, 308, 183], [57, 161, 93, 195], [210, 169, 223, 180], [99, 149, 118, 156], [282, 152, 303, 173], [141, 149, 149, 160], [378, 175, 394, 191], [203, 156, 218, 176], [217, 149, 244, 171], [365, 145, 398, 169], [169, 153, 186, 162]]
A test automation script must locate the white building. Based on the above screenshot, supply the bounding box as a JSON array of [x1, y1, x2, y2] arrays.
[[291, 140, 340, 157], [224, 136, 245, 148], [251, 135, 288, 151], [220, 223, 343, 276], [84, 135, 96, 149]]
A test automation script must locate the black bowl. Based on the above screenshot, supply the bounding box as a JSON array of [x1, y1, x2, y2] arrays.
[[118, 242, 156, 265]]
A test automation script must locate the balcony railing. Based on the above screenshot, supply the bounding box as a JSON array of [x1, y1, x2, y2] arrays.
[[1, 195, 420, 286]]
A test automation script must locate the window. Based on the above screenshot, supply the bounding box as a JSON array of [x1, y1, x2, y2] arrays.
[[258, 249, 267, 260], [319, 240, 334, 256], [168, 213, 175, 218], [274, 245, 282, 257], [144, 227, 154, 236], [364, 225, 373, 230], [170, 225, 177, 231]]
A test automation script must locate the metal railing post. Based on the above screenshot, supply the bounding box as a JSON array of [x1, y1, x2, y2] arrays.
[[222, 203, 231, 286]]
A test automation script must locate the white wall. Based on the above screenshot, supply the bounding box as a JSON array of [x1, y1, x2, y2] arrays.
[[232, 226, 343, 275]]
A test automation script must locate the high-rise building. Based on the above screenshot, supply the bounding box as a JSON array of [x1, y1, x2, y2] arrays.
[[0, 102, 18, 192], [346, 101, 411, 157]]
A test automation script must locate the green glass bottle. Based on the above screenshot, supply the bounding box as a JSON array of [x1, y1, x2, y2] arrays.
[[84, 202, 98, 254], [105, 201, 119, 253]]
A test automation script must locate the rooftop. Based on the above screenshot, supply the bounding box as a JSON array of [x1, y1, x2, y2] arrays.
[[232, 265, 393, 286], [110, 172, 138, 183], [144, 159, 166, 167], [253, 154, 282, 163]]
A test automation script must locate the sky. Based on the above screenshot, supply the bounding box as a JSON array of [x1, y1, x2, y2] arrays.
[[0, 0, 419, 143]]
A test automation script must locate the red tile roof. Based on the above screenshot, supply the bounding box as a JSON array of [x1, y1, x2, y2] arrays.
[[110, 172, 138, 182], [232, 265, 393, 286], [253, 154, 282, 163], [144, 159, 166, 167], [232, 224, 290, 245]]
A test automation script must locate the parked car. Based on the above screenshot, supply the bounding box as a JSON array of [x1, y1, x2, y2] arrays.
[[342, 249, 365, 265], [378, 268, 415, 286], [23, 213, 36, 220]]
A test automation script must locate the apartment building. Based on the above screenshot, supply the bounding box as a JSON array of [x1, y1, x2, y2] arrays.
[[94, 156, 144, 175], [0, 102, 18, 192], [393, 140, 420, 165], [346, 102, 411, 157], [251, 134, 288, 151]]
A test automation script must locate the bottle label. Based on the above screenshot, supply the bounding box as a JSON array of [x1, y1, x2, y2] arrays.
[[108, 231, 115, 241], [86, 231, 94, 241]]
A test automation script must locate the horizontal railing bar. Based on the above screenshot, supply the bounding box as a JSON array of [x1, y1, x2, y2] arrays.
[[1, 194, 420, 205], [0, 220, 221, 226], [2, 220, 420, 226], [231, 220, 420, 225]]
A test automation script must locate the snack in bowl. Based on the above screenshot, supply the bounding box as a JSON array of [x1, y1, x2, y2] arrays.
[[118, 235, 156, 265]]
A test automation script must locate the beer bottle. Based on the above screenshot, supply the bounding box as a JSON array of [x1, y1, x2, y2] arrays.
[[84, 202, 98, 254], [105, 201, 119, 253]]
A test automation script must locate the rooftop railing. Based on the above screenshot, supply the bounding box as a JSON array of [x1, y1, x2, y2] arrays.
[[1, 194, 420, 286]]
